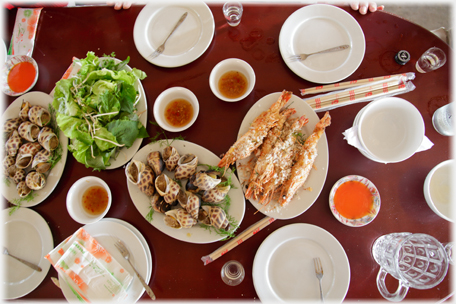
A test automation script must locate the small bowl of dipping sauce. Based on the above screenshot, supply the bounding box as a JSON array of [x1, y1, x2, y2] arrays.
[[209, 58, 255, 102], [153, 87, 199, 132], [66, 176, 111, 225], [2, 55, 39, 96], [329, 175, 381, 227], [424, 159, 454, 222]]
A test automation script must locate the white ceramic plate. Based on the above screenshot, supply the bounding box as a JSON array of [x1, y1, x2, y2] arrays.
[[59, 219, 152, 303], [236, 92, 329, 219], [133, 1, 215, 68], [2, 207, 53, 299], [1, 91, 68, 207], [51, 57, 147, 169], [253, 223, 350, 302], [127, 140, 245, 244], [279, 4, 365, 84]]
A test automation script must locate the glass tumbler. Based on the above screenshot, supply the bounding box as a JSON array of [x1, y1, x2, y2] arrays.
[[221, 260, 245, 286], [223, 2, 243, 27], [432, 103, 454, 136], [416, 47, 447, 73]]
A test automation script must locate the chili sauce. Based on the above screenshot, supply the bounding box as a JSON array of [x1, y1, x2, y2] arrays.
[[218, 70, 248, 99], [334, 181, 374, 219], [7, 62, 36, 93]]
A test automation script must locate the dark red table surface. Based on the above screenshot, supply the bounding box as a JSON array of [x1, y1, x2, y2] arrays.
[[2, 3, 453, 301]]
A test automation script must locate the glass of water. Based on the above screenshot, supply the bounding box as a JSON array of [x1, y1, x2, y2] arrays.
[[416, 47, 447, 73], [223, 1, 243, 27], [432, 103, 454, 136], [221, 260, 245, 286]]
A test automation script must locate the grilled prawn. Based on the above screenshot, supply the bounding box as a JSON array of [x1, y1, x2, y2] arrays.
[[278, 112, 331, 207], [218, 90, 292, 169]]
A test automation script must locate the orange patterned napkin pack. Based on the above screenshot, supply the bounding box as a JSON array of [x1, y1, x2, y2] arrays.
[[8, 8, 42, 57], [45, 228, 133, 302]]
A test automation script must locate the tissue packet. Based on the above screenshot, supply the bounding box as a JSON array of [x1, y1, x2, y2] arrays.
[[55, 241, 129, 302], [46, 228, 133, 302]]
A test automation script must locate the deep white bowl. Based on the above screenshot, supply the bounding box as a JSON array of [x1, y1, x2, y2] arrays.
[[153, 87, 199, 132], [424, 159, 454, 222], [358, 97, 424, 163], [66, 176, 111, 224], [2, 55, 39, 96], [209, 58, 255, 102]]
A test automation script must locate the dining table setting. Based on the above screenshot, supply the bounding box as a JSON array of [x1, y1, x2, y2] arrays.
[[1, 1, 453, 302]]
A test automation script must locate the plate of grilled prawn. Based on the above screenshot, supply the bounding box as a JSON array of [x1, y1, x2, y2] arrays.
[[218, 91, 330, 219]]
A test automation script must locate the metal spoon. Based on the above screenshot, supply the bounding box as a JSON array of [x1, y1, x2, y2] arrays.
[[3, 247, 42, 272]]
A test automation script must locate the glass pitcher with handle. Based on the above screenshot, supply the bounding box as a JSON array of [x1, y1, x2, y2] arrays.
[[372, 233, 449, 302]]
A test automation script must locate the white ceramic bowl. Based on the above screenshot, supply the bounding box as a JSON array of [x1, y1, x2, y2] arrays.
[[209, 58, 255, 102], [2, 55, 39, 96], [66, 176, 112, 224], [329, 175, 381, 227], [358, 97, 424, 163], [424, 159, 454, 222], [153, 87, 199, 132]]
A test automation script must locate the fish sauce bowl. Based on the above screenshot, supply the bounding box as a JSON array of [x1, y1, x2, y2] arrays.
[[209, 58, 255, 102]]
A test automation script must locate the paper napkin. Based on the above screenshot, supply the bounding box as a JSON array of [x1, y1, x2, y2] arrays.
[[45, 228, 133, 302], [8, 8, 42, 57]]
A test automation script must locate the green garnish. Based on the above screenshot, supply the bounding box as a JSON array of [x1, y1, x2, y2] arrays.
[[9, 191, 37, 215], [146, 207, 154, 222], [149, 122, 185, 146]]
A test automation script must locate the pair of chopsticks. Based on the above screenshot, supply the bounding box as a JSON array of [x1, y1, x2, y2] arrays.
[[201, 216, 276, 265], [301, 72, 416, 112]]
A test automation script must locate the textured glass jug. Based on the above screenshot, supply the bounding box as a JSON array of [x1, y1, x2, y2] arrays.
[[372, 233, 449, 302]]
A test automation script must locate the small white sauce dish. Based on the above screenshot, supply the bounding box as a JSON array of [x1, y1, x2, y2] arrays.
[[209, 58, 255, 102], [357, 97, 424, 163], [1, 55, 39, 96], [66, 176, 112, 225], [424, 159, 454, 222], [329, 175, 381, 227], [153, 87, 199, 132]]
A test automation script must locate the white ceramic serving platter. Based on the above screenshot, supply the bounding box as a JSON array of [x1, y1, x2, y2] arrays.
[[133, 1, 215, 67], [253, 223, 350, 302], [50, 57, 147, 170], [1, 91, 68, 206], [59, 219, 152, 303], [127, 140, 245, 244], [236, 92, 329, 219], [279, 4, 365, 84], [2, 207, 53, 299]]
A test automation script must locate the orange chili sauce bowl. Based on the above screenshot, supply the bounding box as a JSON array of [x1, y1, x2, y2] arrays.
[[209, 58, 255, 102], [2, 55, 39, 96], [153, 87, 199, 132], [66, 176, 112, 225], [329, 175, 381, 227]]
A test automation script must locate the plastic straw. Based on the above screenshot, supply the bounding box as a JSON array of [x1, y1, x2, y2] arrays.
[[300, 72, 415, 96], [201, 216, 276, 265]]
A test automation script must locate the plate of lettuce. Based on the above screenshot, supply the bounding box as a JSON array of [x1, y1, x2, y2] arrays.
[[52, 52, 148, 170]]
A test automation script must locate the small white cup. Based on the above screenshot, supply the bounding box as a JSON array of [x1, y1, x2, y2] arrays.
[[423, 159, 454, 222], [66, 176, 111, 224], [209, 58, 255, 102], [153, 87, 199, 132], [357, 97, 424, 163]]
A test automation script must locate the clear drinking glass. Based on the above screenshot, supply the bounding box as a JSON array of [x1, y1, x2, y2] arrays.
[[223, 2, 243, 27], [372, 233, 449, 301], [416, 47, 447, 73], [221, 260, 245, 286], [432, 103, 454, 136]]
